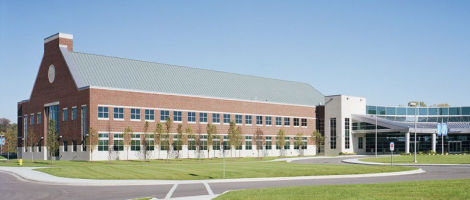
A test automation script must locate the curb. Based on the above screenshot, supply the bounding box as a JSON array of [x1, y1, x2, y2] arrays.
[[270, 155, 367, 163], [343, 158, 470, 167]]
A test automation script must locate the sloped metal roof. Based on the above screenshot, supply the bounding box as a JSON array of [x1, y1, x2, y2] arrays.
[[60, 47, 324, 106]]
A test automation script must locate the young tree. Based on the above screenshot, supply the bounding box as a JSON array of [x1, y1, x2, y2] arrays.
[[5, 125, 17, 160], [176, 124, 183, 158], [235, 127, 243, 157], [47, 120, 59, 164], [311, 130, 323, 154], [143, 121, 150, 160], [155, 122, 163, 159], [276, 129, 286, 157], [254, 128, 264, 159], [185, 125, 193, 159], [227, 121, 236, 157], [123, 127, 132, 160], [86, 127, 99, 161], [27, 127, 39, 162], [164, 117, 173, 160], [206, 123, 215, 159], [295, 132, 303, 155]]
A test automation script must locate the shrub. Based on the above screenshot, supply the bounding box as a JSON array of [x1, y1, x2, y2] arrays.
[[339, 152, 357, 155]]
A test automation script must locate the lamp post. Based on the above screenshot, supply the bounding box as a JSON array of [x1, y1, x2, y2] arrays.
[[413, 104, 418, 163], [375, 112, 378, 158]]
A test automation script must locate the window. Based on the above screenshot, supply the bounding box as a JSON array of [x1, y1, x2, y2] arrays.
[[114, 107, 124, 120], [199, 113, 208, 123], [302, 137, 307, 149], [330, 118, 337, 149], [188, 112, 196, 122], [293, 118, 300, 126], [284, 117, 290, 126], [72, 141, 77, 152], [145, 134, 154, 151], [276, 117, 282, 126], [235, 115, 242, 125], [98, 106, 109, 119], [145, 109, 154, 121], [222, 136, 229, 150], [294, 137, 301, 149], [358, 137, 363, 149], [98, 133, 109, 151], [173, 111, 182, 122], [30, 114, 34, 125], [245, 115, 252, 125], [63, 109, 68, 121], [160, 110, 169, 121], [223, 114, 230, 124], [245, 136, 252, 150], [72, 107, 77, 120], [200, 135, 207, 150], [188, 135, 196, 150], [37, 113, 41, 124], [173, 134, 182, 151], [266, 116, 272, 126], [345, 118, 350, 149], [212, 113, 220, 123], [256, 116, 263, 125], [301, 119, 307, 127], [131, 134, 140, 151], [131, 108, 141, 120], [64, 141, 68, 152], [213, 136, 221, 150], [284, 137, 290, 150], [160, 134, 169, 150], [113, 133, 123, 151], [265, 136, 272, 150]]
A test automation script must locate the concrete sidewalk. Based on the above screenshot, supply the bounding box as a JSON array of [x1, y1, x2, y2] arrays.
[[343, 158, 470, 167], [270, 155, 367, 163], [0, 165, 424, 186]]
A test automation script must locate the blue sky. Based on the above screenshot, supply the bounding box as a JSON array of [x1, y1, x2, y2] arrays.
[[1, 1, 470, 123]]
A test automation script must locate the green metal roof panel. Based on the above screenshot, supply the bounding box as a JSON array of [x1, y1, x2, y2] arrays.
[[61, 47, 324, 106]]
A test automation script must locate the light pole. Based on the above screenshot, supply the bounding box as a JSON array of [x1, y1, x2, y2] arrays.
[[414, 104, 418, 163], [375, 112, 378, 158]]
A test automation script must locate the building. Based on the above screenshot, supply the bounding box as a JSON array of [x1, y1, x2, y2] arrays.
[[17, 33, 325, 160]]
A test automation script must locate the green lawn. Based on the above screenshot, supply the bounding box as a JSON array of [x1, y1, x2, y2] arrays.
[[215, 179, 470, 200], [362, 154, 470, 164], [0, 157, 414, 180]]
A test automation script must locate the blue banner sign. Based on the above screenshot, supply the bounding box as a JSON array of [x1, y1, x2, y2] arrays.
[[437, 123, 442, 136], [442, 123, 448, 136]]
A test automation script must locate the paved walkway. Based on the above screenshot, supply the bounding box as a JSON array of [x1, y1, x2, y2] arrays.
[[343, 158, 470, 167]]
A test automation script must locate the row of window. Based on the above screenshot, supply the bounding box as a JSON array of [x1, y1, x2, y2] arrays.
[[97, 106, 309, 127], [367, 105, 470, 116], [26, 107, 79, 125]]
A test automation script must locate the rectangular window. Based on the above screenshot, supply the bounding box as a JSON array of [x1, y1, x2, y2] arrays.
[[131, 108, 141, 120], [265, 136, 272, 150], [276, 117, 282, 126], [146, 134, 154, 151], [284, 117, 290, 126], [284, 137, 290, 150], [145, 109, 155, 121], [199, 113, 208, 123], [188, 112, 196, 122], [114, 107, 124, 120], [265, 116, 272, 126], [30, 114, 34, 125], [245, 136, 252, 150], [345, 118, 350, 149], [302, 137, 307, 149], [223, 114, 231, 124], [212, 113, 220, 123], [330, 118, 337, 149], [188, 135, 196, 150], [301, 118, 307, 127], [173, 134, 182, 151], [64, 141, 68, 152], [113, 133, 124, 151], [245, 115, 252, 125], [222, 136, 229, 150], [72, 141, 77, 152], [358, 137, 363, 149], [294, 137, 301, 149], [200, 135, 207, 150], [131, 134, 141, 151], [160, 110, 169, 121], [173, 111, 182, 122], [235, 115, 242, 125], [98, 133, 109, 151], [213, 136, 221, 150], [98, 106, 109, 119], [63, 109, 68, 121], [37, 113, 42, 124], [72, 107, 77, 120], [256, 116, 263, 125], [293, 118, 300, 126], [160, 135, 169, 150]]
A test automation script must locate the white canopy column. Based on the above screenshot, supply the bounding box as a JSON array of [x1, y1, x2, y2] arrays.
[[405, 132, 410, 154]]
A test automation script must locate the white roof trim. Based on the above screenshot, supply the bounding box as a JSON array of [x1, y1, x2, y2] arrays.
[[44, 33, 73, 43], [44, 101, 59, 107]]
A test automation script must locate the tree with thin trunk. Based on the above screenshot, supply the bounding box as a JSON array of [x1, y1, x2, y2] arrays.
[[5, 125, 17, 160], [295, 132, 303, 156], [227, 121, 236, 157], [164, 117, 172, 160], [206, 123, 215, 159], [254, 128, 264, 159], [143, 121, 149, 160], [235, 127, 243, 157], [27, 127, 39, 162], [176, 124, 183, 158], [185, 126, 193, 159], [123, 127, 132, 160], [311, 130, 323, 154], [47, 120, 59, 164], [86, 127, 98, 161], [155, 122, 163, 159], [276, 129, 286, 157]]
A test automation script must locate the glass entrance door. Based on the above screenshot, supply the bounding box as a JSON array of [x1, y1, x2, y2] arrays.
[[448, 141, 462, 153]]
